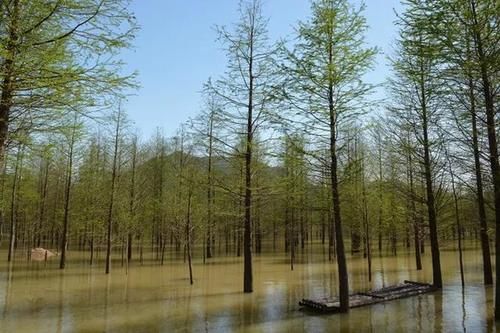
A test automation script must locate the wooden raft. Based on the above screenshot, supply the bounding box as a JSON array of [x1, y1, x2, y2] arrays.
[[299, 280, 437, 313]]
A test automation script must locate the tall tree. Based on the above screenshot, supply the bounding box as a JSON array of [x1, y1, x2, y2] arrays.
[[35, 144, 52, 248], [59, 114, 81, 269], [428, 0, 496, 286], [127, 134, 139, 263], [105, 106, 125, 274], [208, 0, 278, 293], [464, 0, 500, 317], [0, 0, 137, 169], [0, 1, 138, 251], [7, 143, 24, 262], [390, 0, 444, 288], [283, 0, 377, 311]]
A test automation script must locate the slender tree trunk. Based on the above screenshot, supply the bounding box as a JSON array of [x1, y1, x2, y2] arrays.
[[469, 2, 500, 318], [419, 56, 442, 289], [328, 84, 348, 312], [361, 152, 371, 282], [127, 136, 138, 263], [105, 109, 122, 274], [186, 189, 194, 285], [419, 193, 425, 255], [36, 157, 49, 247], [89, 232, 94, 265], [60, 116, 78, 269], [290, 198, 295, 271], [467, 51, 493, 286], [0, 159, 6, 247], [408, 146, 422, 270], [330, 135, 348, 311], [255, 190, 262, 254], [243, 27, 254, 294], [0, 0, 19, 249], [447, 152, 465, 288], [8, 146, 23, 262], [206, 113, 214, 259], [377, 136, 383, 254]]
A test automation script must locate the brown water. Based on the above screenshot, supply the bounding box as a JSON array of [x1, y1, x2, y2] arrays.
[[0, 242, 497, 332]]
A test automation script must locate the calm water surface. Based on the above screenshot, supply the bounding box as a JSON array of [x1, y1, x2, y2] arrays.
[[0, 242, 497, 332]]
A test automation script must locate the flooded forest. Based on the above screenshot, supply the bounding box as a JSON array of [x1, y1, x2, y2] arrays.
[[0, 0, 499, 332]]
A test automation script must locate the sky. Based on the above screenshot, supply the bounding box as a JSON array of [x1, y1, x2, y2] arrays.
[[123, 0, 403, 137]]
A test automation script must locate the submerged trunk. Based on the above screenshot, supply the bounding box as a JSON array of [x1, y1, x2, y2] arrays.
[[362, 156, 371, 282], [330, 135, 348, 312], [106, 110, 122, 274], [378, 139, 383, 254], [8, 146, 23, 262], [127, 137, 138, 264], [243, 29, 254, 294], [419, 55, 442, 289], [186, 190, 194, 285], [448, 155, 465, 287], [36, 159, 49, 247], [468, 62, 492, 286], [408, 145, 422, 270], [468, 0, 499, 319], [422, 104, 442, 289], [60, 117, 77, 269], [329, 81, 348, 312], [1, 0, 20, 254], [206, 113, 214, 259]]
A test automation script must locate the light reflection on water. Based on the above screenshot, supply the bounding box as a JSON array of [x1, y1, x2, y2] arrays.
[[0, 242, 498, 332]]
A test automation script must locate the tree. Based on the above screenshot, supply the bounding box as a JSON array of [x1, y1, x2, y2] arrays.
[[127, 134, 139, 263], [0, 0, 138, 251], [390, 0, 444, 288], [281, 134, 307, 271], [0, 0, 137, 169], [463, 0, 499, 317], [105, 106, 125, 274], [59, 114, 82, 269], [191, 90, 225, 260], [7, 143, 25, 262], [282, 0, 376, 312], [426, 0, 495, 287], [34, 144, 53, 248], [208, 0, 279, 293]]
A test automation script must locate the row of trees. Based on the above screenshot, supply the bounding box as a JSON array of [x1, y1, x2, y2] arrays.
[[0, 0, 137, 264], [386, 0, 498, 318], [0, 0, 498, 319]]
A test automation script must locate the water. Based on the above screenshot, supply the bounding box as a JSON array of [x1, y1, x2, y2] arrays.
[[0, 242, 497, 332]]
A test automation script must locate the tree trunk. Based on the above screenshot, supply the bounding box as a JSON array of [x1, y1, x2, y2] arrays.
[[0, 0, 20, 249], [419, 55, 442, 289], [468, 0, 500, 318], [377, 136, 383, 254], [408, 145, 422, 270], [105, 109, 122, 274], [447, 152, 465, 288], [467, 54, 493, 286], [187, 189, 194, 285], [127, 136, 138, 263], [329, 77, 348, 312], [36, 157, 49, 247], [0, 160, 6, 247], [206, 112, 214, 259], [361, 153, 371, 282], [60, 116, 78, 269], [243, 27, 254, 294], [7, 146, 23, 262]]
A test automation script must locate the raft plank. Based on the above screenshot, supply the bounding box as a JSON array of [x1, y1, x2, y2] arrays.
[[299, 281, 436, 313]]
